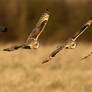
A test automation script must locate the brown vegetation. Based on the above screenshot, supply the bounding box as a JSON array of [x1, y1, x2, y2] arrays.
[[0, 43, 92, 92], [0, 0, 92, 92]]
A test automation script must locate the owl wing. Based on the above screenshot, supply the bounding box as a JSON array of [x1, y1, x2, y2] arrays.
[[3, 9, 50, 51], [72, 18, 92, 41], [80, 52, 92, 61], [42, 18, 92, 64], [42, 45, 65, 64], [25, 9, 50, 44], [3, 45, 23, 51]]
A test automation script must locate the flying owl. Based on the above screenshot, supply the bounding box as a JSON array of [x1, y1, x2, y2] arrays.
[[3, 9, 50, 51], [42, 17, 92, 64], [0, 26, 7, 32]]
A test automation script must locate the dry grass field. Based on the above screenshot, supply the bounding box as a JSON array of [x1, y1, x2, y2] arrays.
[[0, 43, 92, 92], [0, 0, 92, 92]]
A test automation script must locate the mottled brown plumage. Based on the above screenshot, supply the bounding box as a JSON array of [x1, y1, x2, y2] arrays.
[[3, 9, 50, 51], [42, 18, 92, 64]]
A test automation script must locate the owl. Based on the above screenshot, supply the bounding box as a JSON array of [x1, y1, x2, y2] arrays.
[[42, 17, 92, 64], [3, 9, 50, 51]]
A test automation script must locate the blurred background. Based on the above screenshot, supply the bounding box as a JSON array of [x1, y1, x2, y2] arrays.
[[0, 0, 92, 44], [0, 1, 92, 92]]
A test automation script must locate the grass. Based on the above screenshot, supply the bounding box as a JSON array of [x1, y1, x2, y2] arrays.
[[0, 43, 92, 92]]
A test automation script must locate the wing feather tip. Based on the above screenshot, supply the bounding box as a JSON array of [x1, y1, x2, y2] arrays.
[[42, 57, 52, 64], [3, 48, 11, 51], [42, 59, 49, 64]]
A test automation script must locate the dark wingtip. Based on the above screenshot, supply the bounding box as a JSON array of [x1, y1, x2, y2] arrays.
[[80, 58, 84, 61], [3, 48, 11, 51], [80, 56, 88, 61], [42, 59, 49, 64]]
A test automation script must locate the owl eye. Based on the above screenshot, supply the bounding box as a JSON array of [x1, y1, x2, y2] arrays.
[[35, 43, 38, 45], [71, 43, 77, 49], [65, 45, 69, 49]]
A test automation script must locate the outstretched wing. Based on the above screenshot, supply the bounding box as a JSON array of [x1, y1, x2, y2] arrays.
[[42, 45, 64, 64], [3, 9, 50, 51], [3, 45, 23, 51], [80, 52, 92, 61], [72, 18, 92, 41], [42, 18, 92, 64], [25, 9, 50, 44], [0, 26, 7, 32]]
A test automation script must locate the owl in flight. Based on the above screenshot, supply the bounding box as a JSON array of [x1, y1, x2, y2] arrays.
[[3, 9, 50, 51], [0, 26, 7, 32], [42, 17, 92, 64]]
